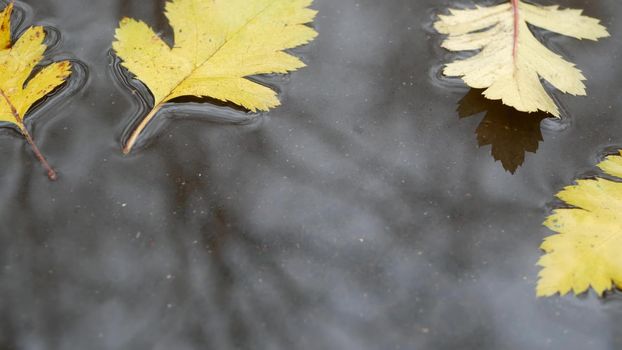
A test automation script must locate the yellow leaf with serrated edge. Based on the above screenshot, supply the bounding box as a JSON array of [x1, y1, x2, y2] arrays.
[[434, 0, 608, 117], [112, 0, 318, 154], [0, 3, 72, 180], [537, 152, 622, 297], [0, 2, 11, 50]]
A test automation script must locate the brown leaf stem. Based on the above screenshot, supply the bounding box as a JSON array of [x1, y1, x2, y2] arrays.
[[123, 104, 163, 155], [0, 88, 57, 180], [22, 127, 57, 181]]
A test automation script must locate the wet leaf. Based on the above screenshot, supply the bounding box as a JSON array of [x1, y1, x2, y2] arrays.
[[435, 0, 609, 116], [113, 0, 318, 154], [538, 152, 622, 297], [0, 3, 72, 180]]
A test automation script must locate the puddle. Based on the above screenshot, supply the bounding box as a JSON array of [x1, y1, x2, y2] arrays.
[[0, 0, 621, 349]]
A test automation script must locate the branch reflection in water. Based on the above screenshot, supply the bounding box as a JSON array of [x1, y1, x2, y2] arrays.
[[457, 89, 549, 174]]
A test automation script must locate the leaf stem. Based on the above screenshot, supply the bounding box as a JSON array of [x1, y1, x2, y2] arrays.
[[123, 104, 163, 155], [511, 0, 520, 58], [22, 127, 57, 181], [0, 88, 57, 181]]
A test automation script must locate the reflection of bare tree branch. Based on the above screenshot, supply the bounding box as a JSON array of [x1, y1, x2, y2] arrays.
[[457, 89, 549, 174]]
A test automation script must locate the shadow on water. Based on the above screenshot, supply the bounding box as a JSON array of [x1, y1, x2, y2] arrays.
[[458, 89, 549, 174]]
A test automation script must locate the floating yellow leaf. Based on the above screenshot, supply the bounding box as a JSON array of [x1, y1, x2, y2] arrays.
[[538, 152, 622, 297], [113, 0, 318, 154], [434, 0, 609, 117], [0, 3, 72, 180]]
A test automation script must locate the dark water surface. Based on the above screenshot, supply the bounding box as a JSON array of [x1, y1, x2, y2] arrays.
[[1, 0, 621, 349]]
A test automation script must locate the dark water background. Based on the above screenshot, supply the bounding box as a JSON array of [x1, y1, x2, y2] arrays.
[[1, 0, 621, 349]]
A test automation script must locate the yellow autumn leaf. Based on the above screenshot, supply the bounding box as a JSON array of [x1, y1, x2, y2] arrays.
[[0, 3, 72, 180], [537, 152, 622, 297], [434, 0, 609, 117], [113, 0, 318, 154]]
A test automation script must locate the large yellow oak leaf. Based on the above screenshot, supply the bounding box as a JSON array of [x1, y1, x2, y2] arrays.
[[538, 152, 622, 297], [434, 0, 609, 117], [113, 0, 318, 154], [0, 3, 72, 180]]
